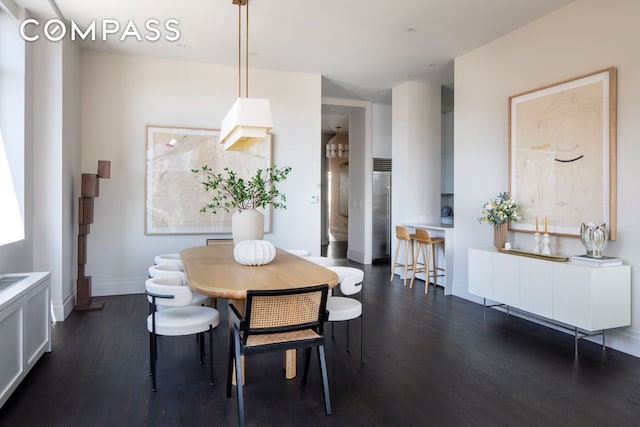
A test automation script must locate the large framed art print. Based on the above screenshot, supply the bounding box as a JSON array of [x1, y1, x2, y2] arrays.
[[508, 68, 617, 239], [145, 125, 272, 235]]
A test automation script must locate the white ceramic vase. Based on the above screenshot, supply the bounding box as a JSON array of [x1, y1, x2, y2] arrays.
[[233, 240, 276, 265], [232, 209, 264, 244]]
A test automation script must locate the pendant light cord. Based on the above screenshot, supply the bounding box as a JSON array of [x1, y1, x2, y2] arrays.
[[245, 1, 249, 98], [237, 3, 241, 98], [237, 0, 250, 98]]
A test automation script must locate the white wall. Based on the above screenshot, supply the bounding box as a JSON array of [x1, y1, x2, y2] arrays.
[[81, 52, 322, 296], [30, 37, 82, 321], [61, 40, 82, 315], [347, 106, 371, 263], [372, 102, 392, 159], [391, 80, 441, 230], [454, 0, 640, 356]]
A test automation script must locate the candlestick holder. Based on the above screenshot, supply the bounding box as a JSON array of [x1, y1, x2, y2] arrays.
[[533, 232, 541, 253], [541, 233, 551, 255]]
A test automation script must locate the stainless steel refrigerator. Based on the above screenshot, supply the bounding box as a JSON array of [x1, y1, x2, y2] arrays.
[[372, 158, 391, 261]]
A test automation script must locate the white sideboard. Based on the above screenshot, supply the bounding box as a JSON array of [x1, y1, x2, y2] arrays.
[[468, 249, 631, 351], [0, 272, 51, 409]]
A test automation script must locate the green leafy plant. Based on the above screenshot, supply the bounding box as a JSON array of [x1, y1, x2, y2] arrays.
[[478, 192, 521, 225], [192, 165, 292, 214]]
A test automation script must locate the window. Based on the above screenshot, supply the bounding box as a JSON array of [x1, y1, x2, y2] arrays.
[[0, 9, 26, 245]]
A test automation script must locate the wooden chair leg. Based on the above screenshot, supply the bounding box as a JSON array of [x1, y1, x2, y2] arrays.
[[431, 243, 438, 291], [424, 244, 431, 295], [402, 241, 409, 287], [410, 241, 421, 289]]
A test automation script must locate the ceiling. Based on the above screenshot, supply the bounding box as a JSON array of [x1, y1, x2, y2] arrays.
[[11, 0, 575, 131]]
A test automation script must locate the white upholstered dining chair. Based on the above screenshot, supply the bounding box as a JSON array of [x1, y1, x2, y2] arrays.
[[145, 276, 220, 391], [154, 253, 184, 269], [147, 264, 210, 307], [326, 266, 365, 365]]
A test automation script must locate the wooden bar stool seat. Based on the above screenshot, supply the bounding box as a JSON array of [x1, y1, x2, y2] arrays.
[[390, 225, 416, 287], [410, 228, 445, 294]]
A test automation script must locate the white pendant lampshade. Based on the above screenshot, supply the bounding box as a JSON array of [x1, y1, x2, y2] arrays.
[[220, 97, 273, 151]]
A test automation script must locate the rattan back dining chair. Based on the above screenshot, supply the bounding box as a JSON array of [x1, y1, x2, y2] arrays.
[[226, 284, 332, 426]]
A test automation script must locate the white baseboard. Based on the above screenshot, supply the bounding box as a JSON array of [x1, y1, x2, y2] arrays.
[[347, 249, 365, 264], [51, 291, 76, 322], [92, 277, 145, 297]]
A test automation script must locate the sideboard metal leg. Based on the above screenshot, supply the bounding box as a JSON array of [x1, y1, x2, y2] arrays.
[[602, 330, 606, 353], [483, 298, 486, 320], [574, 327, 579, 357]]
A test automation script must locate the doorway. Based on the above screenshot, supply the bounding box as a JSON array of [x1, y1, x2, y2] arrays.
[[322, 122, 349, 260]]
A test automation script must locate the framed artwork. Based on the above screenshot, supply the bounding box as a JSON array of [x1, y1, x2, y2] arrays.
[[508, 68, 617, 239], [145, 126, 272, 235]]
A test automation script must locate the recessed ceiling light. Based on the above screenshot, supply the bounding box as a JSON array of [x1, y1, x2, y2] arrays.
[[428, 62, 438, 67], [406, 27, 418, 33]]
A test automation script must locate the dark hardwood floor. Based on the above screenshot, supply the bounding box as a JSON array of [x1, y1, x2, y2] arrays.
[[2, 262, 640, 426]]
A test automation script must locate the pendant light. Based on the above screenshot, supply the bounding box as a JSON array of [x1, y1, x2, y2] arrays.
[[325, 126, 339, 158], [336, 126, 349, 158], [220, 0, 273, 151]]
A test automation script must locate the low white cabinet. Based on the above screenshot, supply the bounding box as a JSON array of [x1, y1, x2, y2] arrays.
[[468, 249, 631, 344], [0, 272, 51, 409]]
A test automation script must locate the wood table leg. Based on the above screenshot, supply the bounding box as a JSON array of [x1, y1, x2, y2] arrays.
[[285, 349, 296, 379]]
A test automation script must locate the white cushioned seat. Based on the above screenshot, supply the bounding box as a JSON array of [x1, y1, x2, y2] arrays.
[[147, 305, 220, 336], [326, 297, 362, 321]]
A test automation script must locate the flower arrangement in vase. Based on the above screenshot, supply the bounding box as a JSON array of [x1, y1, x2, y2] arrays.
[[478, 192, 521, 249]]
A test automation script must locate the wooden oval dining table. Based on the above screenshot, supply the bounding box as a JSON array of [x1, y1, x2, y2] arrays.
[[181, 244, 339, 379]]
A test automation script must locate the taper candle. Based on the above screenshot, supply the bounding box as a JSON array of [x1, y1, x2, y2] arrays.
[[544, 216, 549, 234], [535, 216, 539, 233]]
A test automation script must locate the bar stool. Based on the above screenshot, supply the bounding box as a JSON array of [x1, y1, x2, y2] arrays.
[[390, 225, 416, 287], [410, 228, 445, 294]]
